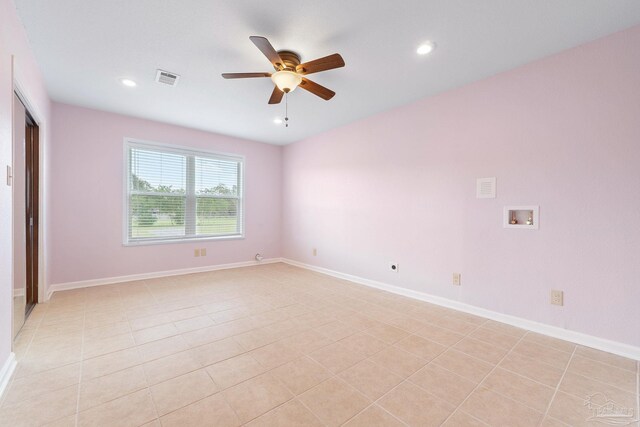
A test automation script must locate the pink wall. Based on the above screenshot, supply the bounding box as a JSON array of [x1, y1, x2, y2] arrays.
[[282, 26, 640, 347], [50, 104, 282, 285], [0, 0, 51, 371]]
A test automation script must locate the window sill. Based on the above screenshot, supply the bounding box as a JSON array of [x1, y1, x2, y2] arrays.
[[123, 234, 245, 247]]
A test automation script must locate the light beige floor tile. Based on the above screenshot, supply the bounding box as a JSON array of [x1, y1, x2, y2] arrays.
[[340, 313, 380, 331], [566, 355, 637, 393], [460, 387, 543, 427], [313, 320, 360, 341], [539, 417, 571, 427], [365, 324, 410, 344], [79, 365, 147, 411], [17, 266, 636, 427], [233, 328, 279, 351], [83, 321, 130, 340], [481, 320, 527, 338], [378, 381, 454, 427], [0, 384, 78, 427], [271, 356, 332, 395], [264, 319, 306, 340], [82, 347, 142, 381], [559, 372, 637, 409], [174, 315, 215, 333], [298, 377, 370, 427], [278, 330, 334, 355], [547, 390, 605, 427], [481, 367, 555, 412], [167, 306, 205, 322], [386, 315, 428, 334], [209, 307, 249, 324], [343, 405, 405, 427], [414, 322, 465, 346], [205, 353, 267, 390], [408, 363, 477, 405], [512, 340, 572, 370], [142, 349, 202, 385], [469, 326, 521, 349], [78, 388, 157, 427], [432, 350, 493, 383], [522, 333, 576, 354], [15, 347, 82, 378], [251, 310, 290, 327], [2, 362, 80, 405], [150, 369, 218, 416], [42, 414, 77, 427], [249, 341, 303, 369], [368, 346, 428, 378], [337, 332, 388, 357], [83, 332, 136, 359], [339, 359, 404, 400], [431, 317, 477, 335], [574, 346, 637, 372], [159, 392, 240, 427], [309, 341, 367, 374], [442, 411, 489, 426], [279, 304, 310, 318], [499, 352, 565, 388], [136, 335, 190, 363], [394, 334, 447, 360], [223, 372, 293, 423], [129, 313, 172, 331], [453, 337, 509, 364], [132, 323, 179, 345], [189, 337, 245, 367], [245, 399, 323, 427]]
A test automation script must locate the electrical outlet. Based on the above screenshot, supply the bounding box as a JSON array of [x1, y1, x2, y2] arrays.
[[194, 249, 200, 257], [312, 248, 317, 256], [452, 273, 461, 286], [389, 263, 399, 273], [200, 248, 206, 256], [550, 290, 563, 306]]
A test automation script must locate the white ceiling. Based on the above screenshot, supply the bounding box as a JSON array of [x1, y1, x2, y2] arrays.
[[15, 0, 640, 145]]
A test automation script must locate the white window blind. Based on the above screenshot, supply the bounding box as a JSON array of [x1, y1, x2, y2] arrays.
[[124, 140, 243, 244]]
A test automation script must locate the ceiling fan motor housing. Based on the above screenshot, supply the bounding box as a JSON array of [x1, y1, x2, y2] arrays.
[[276, 50, 301, 71]]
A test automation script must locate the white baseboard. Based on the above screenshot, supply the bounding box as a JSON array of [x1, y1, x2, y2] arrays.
[[47, 258, 283, 298], [281, 258, 640, 361], [0, 353, 17, 399]]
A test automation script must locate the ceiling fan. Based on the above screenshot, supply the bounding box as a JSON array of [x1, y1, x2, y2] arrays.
[[222, 36, 345, 104]]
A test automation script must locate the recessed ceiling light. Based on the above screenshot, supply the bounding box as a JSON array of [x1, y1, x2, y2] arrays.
[[273, 118, 283, 125], [120, 78, 137, 87], [417, 41, 436, 56]]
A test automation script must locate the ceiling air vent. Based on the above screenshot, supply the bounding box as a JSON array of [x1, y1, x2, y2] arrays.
[[155, 69, 180, 86]]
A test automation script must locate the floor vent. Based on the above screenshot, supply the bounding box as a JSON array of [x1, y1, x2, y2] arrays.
[[155, 69, 180, 86]]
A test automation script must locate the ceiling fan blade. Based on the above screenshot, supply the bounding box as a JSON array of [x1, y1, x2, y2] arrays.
[[222, 72, 271, 79], [268, 86, 284, 104], [249, 36, 284, 70], [299, 78, 335, 100], [296, 53, 345, 75]]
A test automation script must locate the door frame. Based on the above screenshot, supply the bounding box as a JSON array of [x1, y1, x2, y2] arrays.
[[24, 114, 38, 315], [14, 79, 45, 305]]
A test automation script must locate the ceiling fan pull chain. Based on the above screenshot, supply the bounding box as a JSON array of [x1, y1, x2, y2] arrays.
[[285, 92, 289, 127]]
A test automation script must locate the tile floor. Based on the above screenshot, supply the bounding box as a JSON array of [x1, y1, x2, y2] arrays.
[[1, 263, 638, 426]]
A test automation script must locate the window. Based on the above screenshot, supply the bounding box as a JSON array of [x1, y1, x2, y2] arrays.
[[124, 139, 243, 245]]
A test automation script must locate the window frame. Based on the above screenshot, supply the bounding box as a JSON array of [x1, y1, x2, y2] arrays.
[[123, 138, 245, 246]]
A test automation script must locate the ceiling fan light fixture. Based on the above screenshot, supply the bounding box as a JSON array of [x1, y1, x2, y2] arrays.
[[271, 70, 302, 93], [417, 41, 436, 55]]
